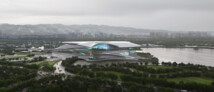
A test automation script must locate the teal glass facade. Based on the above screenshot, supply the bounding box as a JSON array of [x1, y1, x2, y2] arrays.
[[92, 43, 118, 50]]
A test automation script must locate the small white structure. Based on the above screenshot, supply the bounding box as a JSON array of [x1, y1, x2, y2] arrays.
[[29, 46, 44, 52]]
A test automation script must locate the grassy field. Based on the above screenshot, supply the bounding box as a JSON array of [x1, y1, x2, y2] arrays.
[[35, 59, 61, 72], [146, 65, 175, 70], [35, 59, 61, 66], [168, 77, 214, 85], [96, 71, 125, 80], [15, 52, 47, 55], [0, 55, 27, 59], [129, 68, 144, 73], [102, 71, 124, 76]]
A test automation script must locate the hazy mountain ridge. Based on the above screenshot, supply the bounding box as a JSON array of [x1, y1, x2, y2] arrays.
[[0, 24, 166, 36]]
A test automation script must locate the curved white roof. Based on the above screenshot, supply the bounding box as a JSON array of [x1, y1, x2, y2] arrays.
[[55, 44, 87, 50], [62, 41, 140, 48]]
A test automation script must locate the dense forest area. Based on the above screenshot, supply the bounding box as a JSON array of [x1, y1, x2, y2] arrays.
[[61, 57, 214, 92], [0, 53, 214, 92]]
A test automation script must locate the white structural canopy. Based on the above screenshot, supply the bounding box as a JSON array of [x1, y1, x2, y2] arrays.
[[59, 41, 140, 49]]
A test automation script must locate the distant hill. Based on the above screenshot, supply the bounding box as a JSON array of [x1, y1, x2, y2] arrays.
[[0, 24, 166, 36]]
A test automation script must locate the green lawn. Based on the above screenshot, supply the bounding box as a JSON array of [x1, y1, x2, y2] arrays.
[[35, 59, 61, 66], [14, 52, 29, 55], [129, 68, 144, 73], [35, 59, 61, 72], [31, 52, 48, 55], [15, 52, 47, 55], [0, 55, 27, 59], [102, 71, 124, 76], [168, 77, 214, 85], [146, 65, 175, 70], [96, 71, 125, 80]]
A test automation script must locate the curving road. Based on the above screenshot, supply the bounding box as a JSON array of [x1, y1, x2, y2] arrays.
[[53, 61, 75, 76]]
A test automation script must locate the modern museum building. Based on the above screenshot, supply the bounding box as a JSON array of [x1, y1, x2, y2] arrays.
[[55, 41, 141, 61]]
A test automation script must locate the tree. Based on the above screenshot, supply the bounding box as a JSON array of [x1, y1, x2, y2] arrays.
[[96, 72, 106, 78], [172, 62, 177, 66], [111, 85, 122, 92], [27, 54, 35, 57], [1, 47, 14, 55], [211, 81, 214, 86], [151, 57, 159, 65], [106, 73, 118, 80], [145, 62, 148, 65], [0, 87, 6, 92], [79, 69, 94, 78]]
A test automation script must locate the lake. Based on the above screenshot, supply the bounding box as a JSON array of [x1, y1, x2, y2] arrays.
[[143, 48, 214, 66]]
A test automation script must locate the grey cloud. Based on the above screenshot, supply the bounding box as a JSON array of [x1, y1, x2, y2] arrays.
[[0, 0, 214, 31], [1, 0, 214, 16]]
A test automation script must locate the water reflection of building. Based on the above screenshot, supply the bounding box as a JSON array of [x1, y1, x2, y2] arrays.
[[55, 41, 141, 61]]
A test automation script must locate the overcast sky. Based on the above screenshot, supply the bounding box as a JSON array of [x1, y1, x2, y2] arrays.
[[0, 0, 214, 31]]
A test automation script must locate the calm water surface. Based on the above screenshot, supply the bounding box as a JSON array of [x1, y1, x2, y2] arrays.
[[143, 48, 214, 66]]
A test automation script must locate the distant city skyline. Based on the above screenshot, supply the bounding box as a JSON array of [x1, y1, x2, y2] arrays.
[[0, 0, 214, 31]]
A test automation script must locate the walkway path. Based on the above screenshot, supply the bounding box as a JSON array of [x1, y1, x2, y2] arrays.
[[53, 61, 75, 76]]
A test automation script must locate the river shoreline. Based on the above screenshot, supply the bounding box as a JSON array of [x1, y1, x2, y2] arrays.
[[142, 48, 214, 66], [142, 46, 214, 49]]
